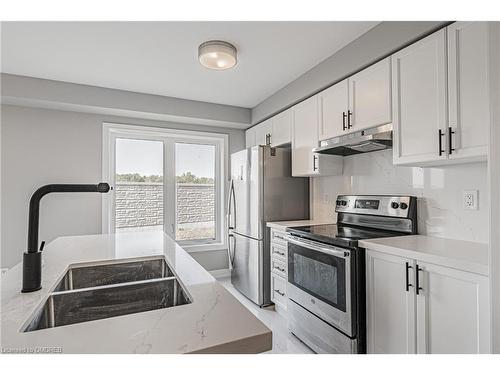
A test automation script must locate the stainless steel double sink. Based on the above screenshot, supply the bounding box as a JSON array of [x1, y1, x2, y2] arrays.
[[23, 257, 191, 332]]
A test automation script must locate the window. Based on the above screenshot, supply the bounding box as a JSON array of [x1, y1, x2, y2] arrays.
[[175, 143, 216, 242], [115, 138, 164, 233], [102, 123, 227, 251]]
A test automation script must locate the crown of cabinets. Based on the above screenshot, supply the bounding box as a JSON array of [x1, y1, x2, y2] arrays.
[[246, 58, 391, 177], [319, 57, 392, 140], [246, 22, 491, 172], [392, 22, 490, 166]]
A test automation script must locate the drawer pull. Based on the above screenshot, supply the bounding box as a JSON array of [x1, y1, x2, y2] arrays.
[[274, 289, 285, 297], [273, 250, 285, 256], [274, 266, 285, 272], [274, 234, 284, 240]]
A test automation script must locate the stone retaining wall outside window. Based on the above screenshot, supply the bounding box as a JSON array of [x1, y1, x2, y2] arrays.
[[115, 182, 215, 229]]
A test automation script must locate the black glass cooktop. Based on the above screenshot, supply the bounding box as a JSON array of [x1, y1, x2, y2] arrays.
[[286, 224, 406, 248]]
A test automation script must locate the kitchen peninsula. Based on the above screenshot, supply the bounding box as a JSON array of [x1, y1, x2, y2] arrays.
[[1, 232, 272, 354]]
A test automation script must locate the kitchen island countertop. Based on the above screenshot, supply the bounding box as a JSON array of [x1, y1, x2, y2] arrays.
[[0, 232, 272, 354]]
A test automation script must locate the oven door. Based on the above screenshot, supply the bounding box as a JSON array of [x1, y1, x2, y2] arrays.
[[285, 234, 352, 336]]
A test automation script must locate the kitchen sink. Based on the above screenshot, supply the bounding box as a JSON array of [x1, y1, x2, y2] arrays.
[[23, 257, 191, 332], [53, 257, 173, 291]]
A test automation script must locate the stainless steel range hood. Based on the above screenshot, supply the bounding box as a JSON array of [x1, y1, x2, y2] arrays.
[[313, 124, 393, 156]]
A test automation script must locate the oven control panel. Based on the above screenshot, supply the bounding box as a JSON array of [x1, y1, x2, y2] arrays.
[[335, 195, 415, 218]]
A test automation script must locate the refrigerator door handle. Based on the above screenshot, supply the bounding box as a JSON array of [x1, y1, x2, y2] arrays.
[[227, 233, 236, 270], [227, 179, 236, 230]]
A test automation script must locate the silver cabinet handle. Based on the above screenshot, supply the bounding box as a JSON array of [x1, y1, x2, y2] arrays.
[[274, 266, 285, 272], [274, 289, 285, 296], [273, 250, 285, 256]]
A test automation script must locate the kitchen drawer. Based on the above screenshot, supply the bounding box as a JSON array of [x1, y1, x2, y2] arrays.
[[271, 242, 287, 262], [271, 258, 287, 278], [271, 274, 287, 310], [271, 228, 287, 245]]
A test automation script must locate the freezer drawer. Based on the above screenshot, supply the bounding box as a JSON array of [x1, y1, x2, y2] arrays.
[[229, 232, 268, 305]]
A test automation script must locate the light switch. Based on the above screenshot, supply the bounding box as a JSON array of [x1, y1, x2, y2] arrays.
[[463, 190, 478, 210]]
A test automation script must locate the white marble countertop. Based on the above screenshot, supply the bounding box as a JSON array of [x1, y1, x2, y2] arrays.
[[267, 220, 335, 231], [359, 235, 489, 276], [0, 232, 272, 354]]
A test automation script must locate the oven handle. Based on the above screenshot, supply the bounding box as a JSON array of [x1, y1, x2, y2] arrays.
[[283, 234, 350, 258]]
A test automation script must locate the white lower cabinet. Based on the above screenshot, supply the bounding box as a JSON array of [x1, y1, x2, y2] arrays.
[[271, 273, 287, 311], [366, 251, 416, 354], [415, 261, 490, 354], [270, 228, 288, 313], [366, 250, 490, 354]]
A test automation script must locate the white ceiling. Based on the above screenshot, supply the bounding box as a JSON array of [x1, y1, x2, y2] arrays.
[[1, 22, 378, 108]]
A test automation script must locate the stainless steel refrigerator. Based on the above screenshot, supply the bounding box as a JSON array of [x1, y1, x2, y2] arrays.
[[227, 146, 309, 306]]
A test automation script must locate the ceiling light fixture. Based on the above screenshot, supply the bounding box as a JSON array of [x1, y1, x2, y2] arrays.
[[198, 40, 237, 70]]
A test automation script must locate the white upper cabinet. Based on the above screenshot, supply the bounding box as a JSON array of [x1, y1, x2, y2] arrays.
[[245, 127, 256, 148], [319, 58, 392, 141], [271, 108, 292, 147], [292, 95, 342, 177], [292, 96, 320, 176], [392, 29, 448, 165], [348, 57, 392, 132], [254, 118, 273, 146], [393, 23, 490, 166], [447, 22, 490, 161], [319, 78, 349, 140]]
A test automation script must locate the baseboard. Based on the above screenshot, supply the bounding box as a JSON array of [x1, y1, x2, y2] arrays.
[[274, 303, 288, 318], [210, 268, 231, 278]]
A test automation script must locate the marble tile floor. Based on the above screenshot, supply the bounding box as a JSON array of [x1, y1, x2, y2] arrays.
[[216, 276, 314, 354]]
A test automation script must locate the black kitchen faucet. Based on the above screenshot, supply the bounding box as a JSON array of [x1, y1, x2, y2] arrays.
[[22, 183, 111, 293]]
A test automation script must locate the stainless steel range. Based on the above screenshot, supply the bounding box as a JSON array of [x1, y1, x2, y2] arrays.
[[284, 195, 418, 354]]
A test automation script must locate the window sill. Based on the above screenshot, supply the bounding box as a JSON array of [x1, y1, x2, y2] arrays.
[[180, 242, 227, 253]]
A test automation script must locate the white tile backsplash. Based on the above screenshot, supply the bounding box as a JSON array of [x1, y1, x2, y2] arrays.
[[311, 149, 489, 243]]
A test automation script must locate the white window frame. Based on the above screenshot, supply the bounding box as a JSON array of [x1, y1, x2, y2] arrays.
[[102, 122, 228, 252]]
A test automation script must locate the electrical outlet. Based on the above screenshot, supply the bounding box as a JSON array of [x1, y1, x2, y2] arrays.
[[463, 190, 478, 210]]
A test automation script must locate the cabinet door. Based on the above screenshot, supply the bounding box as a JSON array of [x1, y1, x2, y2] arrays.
[[255, 118, 272, 146], [245, 127, 256, 148], [271, 109, 292, 146], [318, 79, 349, 140], [366, 250, 416, 354], [349, 57, 392, 132], [447, 22, 490, 161], [415, 262, 490, 354], [292, 95, 320, 176], [392, 29, 448, 165]]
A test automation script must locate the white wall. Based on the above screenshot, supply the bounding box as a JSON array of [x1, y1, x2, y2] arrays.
[[312, 150, 489, 244], [0, 104, 244, 270]]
